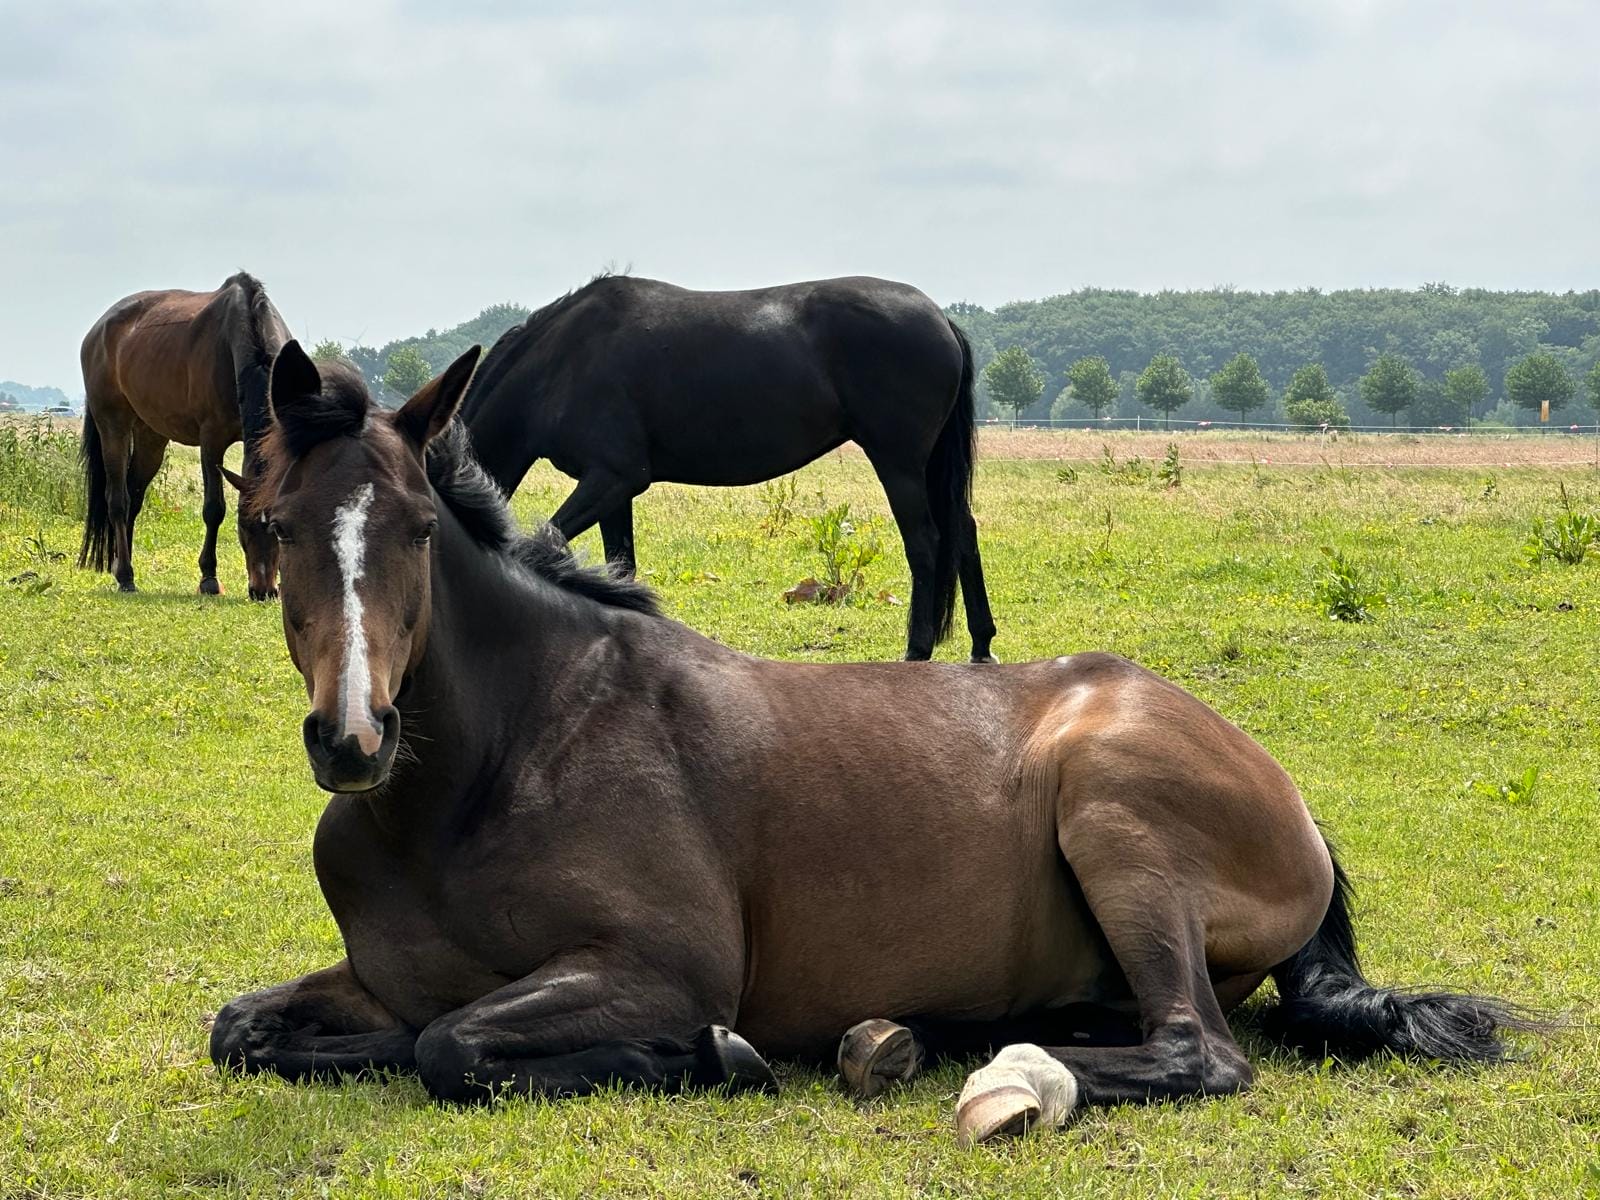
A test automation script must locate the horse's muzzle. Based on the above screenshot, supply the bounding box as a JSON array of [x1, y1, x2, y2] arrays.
[[302, 707, 400, 792]]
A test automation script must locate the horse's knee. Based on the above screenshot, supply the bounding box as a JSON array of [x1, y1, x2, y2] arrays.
[[209, 997, 291, 1074], [414, 1019, 488, 1103], [202, 498, 226, 529]]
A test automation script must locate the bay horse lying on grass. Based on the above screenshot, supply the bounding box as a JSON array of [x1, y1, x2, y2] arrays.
[[79, 272, 288, 599], [458, 274, 997, 662], [213, 342, 1532, 1144]]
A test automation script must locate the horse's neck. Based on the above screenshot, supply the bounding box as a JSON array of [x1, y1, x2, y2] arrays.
[[388, 513, 609, 806]]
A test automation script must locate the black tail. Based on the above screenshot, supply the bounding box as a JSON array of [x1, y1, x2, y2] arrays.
[[78, 409, 111, 571], [1265, 841, 1542, 1062], [925, 320, 978, 644]]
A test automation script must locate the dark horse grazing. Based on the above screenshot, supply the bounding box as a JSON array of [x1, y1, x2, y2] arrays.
[[458, 275, 997, 662], [79, 272, 288, 599], [213, 342, 1531, 1143]]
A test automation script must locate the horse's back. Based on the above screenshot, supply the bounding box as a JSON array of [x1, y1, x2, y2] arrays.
[[464, 274, 965, 488], [80, 281, 275, 446]]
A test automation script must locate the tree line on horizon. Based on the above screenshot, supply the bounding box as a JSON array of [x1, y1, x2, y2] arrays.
[[953, 284, 1600, 429], [981, 342, 1600, 431], [304, 283, 1600, 430]]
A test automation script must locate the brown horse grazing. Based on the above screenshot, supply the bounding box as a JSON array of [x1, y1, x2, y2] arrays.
[[213, 341, 1532, 1143], [79, 272, 289, 599]]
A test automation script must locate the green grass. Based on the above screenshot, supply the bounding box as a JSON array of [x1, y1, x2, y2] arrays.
[[3, 445, 1598, 1198]]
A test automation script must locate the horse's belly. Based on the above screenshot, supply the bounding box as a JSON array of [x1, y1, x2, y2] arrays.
[[732, 852, 1122, 1058]]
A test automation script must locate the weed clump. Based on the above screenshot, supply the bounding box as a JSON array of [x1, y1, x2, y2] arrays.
[[1312, 546, 1384, 622], [784, 502, 887, 606], [1523, 484, 1596, 567]]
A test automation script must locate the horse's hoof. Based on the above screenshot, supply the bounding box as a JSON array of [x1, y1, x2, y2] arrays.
[[248, 587, 278, 602], [956, 1083, 1041, 1146], [199, 578, 222, 596], [970, 653, 1000, 665], [116, 580, 137, 594], [955, 1044, 1078, 1147], [838, 1019, 923, 1099], [701, 1025, 778, 1094]]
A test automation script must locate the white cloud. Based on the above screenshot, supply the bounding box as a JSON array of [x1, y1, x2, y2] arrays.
[[2, 0, 1597, 389]]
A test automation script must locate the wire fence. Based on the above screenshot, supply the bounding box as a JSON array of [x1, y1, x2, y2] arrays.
[[982, 415, 1600, 436]]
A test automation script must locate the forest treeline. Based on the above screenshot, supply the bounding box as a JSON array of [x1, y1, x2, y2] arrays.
[[324, 283, 1600, 428], [952, 285, 1600, 426]]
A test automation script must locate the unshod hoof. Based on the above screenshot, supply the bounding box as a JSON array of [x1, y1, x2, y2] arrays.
[[955, 1044, 1079, 1147], [838, 1019, 924, 1099]]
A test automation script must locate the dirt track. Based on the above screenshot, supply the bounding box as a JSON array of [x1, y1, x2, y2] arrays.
[[970, 426, 1600, 468]]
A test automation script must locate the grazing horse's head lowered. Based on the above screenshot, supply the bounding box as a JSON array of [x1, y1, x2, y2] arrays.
[[220, 463, 283, 602], [253, 340, 481, 792]]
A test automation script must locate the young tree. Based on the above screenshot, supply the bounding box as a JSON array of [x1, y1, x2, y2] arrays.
[[1359, 352, 1419, 428], [382, 345, 434, 399], [1065, 355, 1118, 421], [1504, 352, 1574, 421], [1136, 354, 1193, 429], [1283, 363, 1335, 409], [1209, 352, 1269, 424], [1284, 395, 1351, 430], [1443, 364, 1489, 427], [311, 338, 346, 363], [982, 345, 1045, 425]]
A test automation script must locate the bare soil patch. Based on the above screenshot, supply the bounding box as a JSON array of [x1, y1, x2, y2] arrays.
[[972, 425, 1600, 468]]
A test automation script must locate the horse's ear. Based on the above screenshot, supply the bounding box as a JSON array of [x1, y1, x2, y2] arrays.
[[396, 345, 481, 451], [269, 341, 322, 418], [220, 465, 247, 492]]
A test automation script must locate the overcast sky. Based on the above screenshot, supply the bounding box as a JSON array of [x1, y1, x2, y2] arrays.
[[3, 0, 1597, 391]]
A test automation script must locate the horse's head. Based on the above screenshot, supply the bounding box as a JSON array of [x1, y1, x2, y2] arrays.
[[254, 340, 481, 792], [221, 464, 281, 601]]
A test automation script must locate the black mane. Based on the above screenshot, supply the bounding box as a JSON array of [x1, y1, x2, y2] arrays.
[[223, 271, 282, 454], [258, 362, 659, 616], [424, 421, 661, 616], [222, 271, 278, 360], [462, 272, 616, 417]]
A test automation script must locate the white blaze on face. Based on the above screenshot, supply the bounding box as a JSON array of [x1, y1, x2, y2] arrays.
[[331, 483, 382, 753]]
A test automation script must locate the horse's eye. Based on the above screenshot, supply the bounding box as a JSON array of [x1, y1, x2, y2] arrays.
[[413, 520, 438, 547], [269, 520, 293, 544]]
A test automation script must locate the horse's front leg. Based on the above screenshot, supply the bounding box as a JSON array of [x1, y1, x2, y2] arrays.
[[413, 952, 774, 1103], [210, 960, 417, 1081]]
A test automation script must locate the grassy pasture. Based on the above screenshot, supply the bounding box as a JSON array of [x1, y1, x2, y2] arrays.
[[2, 431, 1598, 1198]]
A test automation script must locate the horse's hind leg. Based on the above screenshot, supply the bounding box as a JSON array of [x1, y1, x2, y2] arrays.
[[127, 423, 168, 527], [211, 960, 417, 1081], [197, 441, 228, 594], [91, 407, 138, 592], [955, 510, 998, 663], [413, 950, 774, 1103], [956, 831, 1256, 1142]]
